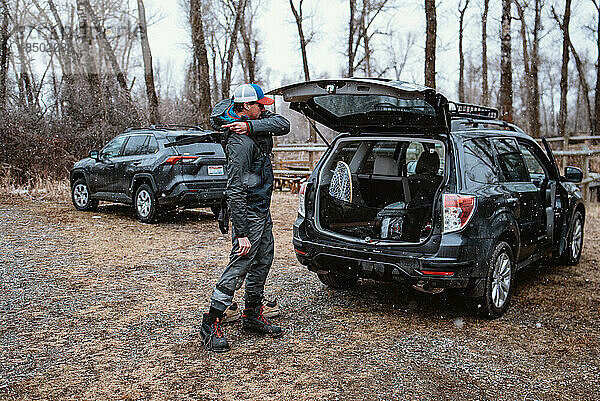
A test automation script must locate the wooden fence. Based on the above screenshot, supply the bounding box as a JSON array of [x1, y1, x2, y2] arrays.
[[273, 139, 600, 201]]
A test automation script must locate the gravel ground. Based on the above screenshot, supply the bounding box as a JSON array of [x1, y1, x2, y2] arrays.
[[1, 191, 599, 400]]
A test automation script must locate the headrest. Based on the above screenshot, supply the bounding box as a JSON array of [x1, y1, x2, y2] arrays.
[[373, 156, 398, 176], [415, 151, 440, 175]]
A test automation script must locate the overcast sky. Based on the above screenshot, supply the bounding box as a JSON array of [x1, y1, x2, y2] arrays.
[[142, 0, 595, 100]]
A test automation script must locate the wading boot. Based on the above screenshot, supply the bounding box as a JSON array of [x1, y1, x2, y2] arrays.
[[201, 313, 230, 352], [242, 305, 283, 338]]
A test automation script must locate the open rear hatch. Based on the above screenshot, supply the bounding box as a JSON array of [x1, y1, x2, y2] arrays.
[[268, 78, 450, 134], [269, 79, 450, 244]]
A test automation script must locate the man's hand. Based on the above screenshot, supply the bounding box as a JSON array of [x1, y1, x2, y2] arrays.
[[223, 122, 249, 135], [236, 236, 251, 256]]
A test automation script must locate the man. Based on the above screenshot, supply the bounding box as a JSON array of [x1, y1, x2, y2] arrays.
[[200, 83, 290, 353]]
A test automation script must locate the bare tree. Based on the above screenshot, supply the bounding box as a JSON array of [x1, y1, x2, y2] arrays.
[[190, 0, 212, 124], [481, 0, 489, 104], [424, 0, 436, 87], [0, 0, 10, 112], [79, 0, 139, 121], [347, 0, 389, 77], [458, 0, 470, 102], [499, 0, 513, 122], [552, 7, 593, 133], [289, 0, 311, 81], [239, 0, 260, 83], [222, 0, 248, 98], [591, 0, 600, 134], [137, 0, 159, 124], [553, 0, 571, 137]]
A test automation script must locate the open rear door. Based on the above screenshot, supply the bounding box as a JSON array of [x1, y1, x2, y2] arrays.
[[268, 78, 450, 135]]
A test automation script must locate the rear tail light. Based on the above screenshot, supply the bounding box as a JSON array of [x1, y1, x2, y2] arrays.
[[298, 181, 307, 217], [443, 194, 476, 233], [164, 155, 198, 165]]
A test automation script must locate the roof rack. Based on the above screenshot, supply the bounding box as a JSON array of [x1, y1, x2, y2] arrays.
[[448, 101, 499, 120]]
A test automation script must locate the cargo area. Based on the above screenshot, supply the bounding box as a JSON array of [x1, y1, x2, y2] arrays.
[[316, 138, 445, 243]]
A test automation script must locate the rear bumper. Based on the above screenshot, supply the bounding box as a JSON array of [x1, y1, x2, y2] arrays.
[[293, 218, 488, 289], [158, 181, 226, 207]]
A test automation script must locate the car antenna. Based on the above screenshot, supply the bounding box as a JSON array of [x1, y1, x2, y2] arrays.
[[300, 108, 331, 148]]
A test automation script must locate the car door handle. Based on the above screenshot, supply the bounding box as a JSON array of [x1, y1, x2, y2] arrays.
[[132, 161, 141, 166], [506, 197, 519, 206]]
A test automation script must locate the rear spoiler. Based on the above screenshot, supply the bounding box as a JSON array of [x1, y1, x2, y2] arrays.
[[164, 132, 220, 148]]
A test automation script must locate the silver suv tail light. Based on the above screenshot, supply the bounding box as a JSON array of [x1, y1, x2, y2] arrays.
[[298, 182, 307, 217], [443, 194, 476, 233]]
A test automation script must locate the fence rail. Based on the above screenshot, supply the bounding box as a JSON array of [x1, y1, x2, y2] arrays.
[[272, 141, 600, 201]]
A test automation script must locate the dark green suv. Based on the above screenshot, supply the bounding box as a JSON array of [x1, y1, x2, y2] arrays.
[[70, 126, 226, 223]]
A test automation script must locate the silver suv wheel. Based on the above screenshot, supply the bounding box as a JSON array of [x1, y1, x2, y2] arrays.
[[491, 251, 512, 309], [73, 183, 89, 208], [136, 188, 152, 218]]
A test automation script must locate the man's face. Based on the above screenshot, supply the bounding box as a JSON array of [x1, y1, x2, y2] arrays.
[[244, 102, 265, 119]]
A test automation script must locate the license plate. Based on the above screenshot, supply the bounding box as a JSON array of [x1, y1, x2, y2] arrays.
[[208, 165, 224, 175]]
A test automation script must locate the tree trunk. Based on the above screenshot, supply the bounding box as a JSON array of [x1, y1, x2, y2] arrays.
[[481, 0, 489, 104], [239, 13, 256, 83], [555, 0, 571, 137], [0, 0, 9, 112], [515, 1, 533, 133], [221, 0, 247, 99], [499, 0, 513, 123], [190, 0, 212, 124], [530, 0, 541, 137], [594, 0, 600, 135], [290, 0, 310, 81], [348, 0, 356, 77], [137, 0, 160, 125], [458, 0, 469, 102], [424, 0, 436, 88]]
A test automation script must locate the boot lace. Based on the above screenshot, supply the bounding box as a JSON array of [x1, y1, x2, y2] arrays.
[[211, 318, 224, 338], [257, 306, 269, 324]]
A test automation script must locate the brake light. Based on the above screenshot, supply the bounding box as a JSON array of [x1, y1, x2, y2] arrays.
[[164, 155, 198, 165], [443, 194, 476, 233], [298, 181, 307, 217]]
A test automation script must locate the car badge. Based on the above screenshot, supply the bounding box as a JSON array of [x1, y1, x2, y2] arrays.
[[326, 84, 336, 94]]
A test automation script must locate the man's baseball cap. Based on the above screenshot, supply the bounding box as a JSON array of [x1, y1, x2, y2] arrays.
[[232, 83, 275, 105]]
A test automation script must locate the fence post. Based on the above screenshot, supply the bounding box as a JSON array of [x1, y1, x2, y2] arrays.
[[583, 145, 590, 203]]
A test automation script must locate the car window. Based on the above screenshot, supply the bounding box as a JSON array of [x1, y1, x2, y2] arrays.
[[122, 135, 149, 156], [518, 142, 548, 183], [406, 142, 444, 176], [145, 136, 159, 153], [463, 138, 498, 185], [493, 138, 529, 182], [100, 136, 127, 158]]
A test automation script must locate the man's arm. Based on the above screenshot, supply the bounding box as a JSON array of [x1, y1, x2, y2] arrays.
[[225, 136, 251, 239], [247, 110, 290, 136]]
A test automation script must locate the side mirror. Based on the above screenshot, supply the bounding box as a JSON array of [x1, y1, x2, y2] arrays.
[[89, 150, 99, 160], [564, 166, 583, 183]]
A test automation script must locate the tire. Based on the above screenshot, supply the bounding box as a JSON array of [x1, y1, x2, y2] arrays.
[[466, 241, 515, 319], [210, 205, 221, 218], [317, 271, 358, 289], [134, 183, 160, 223], [561, 210, 584, 266], [71, 178, 98, 211]]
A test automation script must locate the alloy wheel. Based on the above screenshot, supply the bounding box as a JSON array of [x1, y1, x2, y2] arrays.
[[73, 184, 89, 208], [491, 251, 511, 309], [136, 189, 152, 218], [571, 217, 583, 260]]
